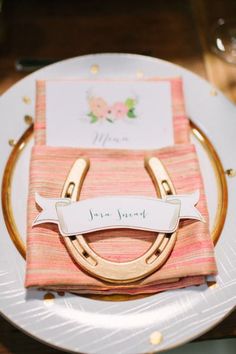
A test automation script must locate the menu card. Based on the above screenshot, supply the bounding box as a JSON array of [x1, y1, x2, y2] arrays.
[[45, 80, 173, 149]]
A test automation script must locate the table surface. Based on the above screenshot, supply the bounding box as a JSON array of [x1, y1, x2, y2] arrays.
[[0, 0, 236, 352]]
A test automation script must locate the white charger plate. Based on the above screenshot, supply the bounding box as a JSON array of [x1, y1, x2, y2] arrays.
[[0, 53, 236, 354]]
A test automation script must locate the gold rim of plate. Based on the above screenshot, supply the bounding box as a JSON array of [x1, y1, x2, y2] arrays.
[[1, 122, 228, 262]]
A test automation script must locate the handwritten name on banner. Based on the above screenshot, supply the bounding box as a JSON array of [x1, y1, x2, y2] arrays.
[[33, 191, 204, 237]]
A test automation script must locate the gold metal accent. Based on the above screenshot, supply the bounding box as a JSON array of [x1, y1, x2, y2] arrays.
[[8, 139, 17, 147], [43, 292, 55, 306], [22, 96, 31, 104], [86, 293, 145, 302], [90, 64, 100, 74], [190, 122, 228, 244], [1, 122, 228, 261], [2, 124, 33, 258], [149, 331, 163, 345], [24, 115, 33, 125], [225, 168, 236, 177], [136, 70, 144, 79], [62, 156, 177, 283], [62, 159, 90, 199], [207, 281, 219, 289]]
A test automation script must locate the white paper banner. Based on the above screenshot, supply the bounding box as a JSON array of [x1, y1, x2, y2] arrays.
[[33, 191, 204, 237]]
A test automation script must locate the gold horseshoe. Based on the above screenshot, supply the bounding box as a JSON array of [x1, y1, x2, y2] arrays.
[[61, 157, 177, 284]]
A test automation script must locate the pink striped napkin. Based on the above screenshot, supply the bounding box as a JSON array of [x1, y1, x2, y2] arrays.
[[25, 78, 217, 294]]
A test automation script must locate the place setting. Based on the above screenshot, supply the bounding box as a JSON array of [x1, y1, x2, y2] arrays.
[[0, 53, 236, 354]]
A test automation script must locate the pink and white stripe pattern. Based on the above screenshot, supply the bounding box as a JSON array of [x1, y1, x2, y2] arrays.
[[25, 78, 217, 294]]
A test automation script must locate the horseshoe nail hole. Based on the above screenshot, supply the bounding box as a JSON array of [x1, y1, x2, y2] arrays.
[[81, 250, 97, 266], [82, 250, 90, 258], [161, 180, 172, 195], [146, 249, 161, 264], [65, 182, 75, 197], [155, 249, 161, 257]]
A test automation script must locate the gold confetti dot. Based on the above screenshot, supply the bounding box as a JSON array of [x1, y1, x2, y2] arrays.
[[149, 331, 163, 345], [210, 88, 218, 96], [8, 139, 16, 147], [24, 115, 33, 125], [90, 64, 100, 74], [22, 96, 31, 104], [207, 281, 219, 289], [225, 168, 236, 177], [136, 70, 144, 79], [43, 292, 55, 306]]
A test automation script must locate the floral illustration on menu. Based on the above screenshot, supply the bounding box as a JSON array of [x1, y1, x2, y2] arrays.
[[87, 96, 138, 123]]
